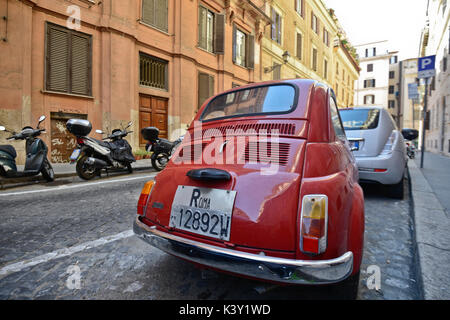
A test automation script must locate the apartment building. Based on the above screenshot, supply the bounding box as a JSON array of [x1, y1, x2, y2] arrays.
[[260, 0, 359, 108], [354, 40, 398, 112], [420, 0, 450, 156], [0, 0, 268, 163]]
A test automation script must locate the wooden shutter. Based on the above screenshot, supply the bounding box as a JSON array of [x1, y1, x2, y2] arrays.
[[198, 6, 207, 49], [232, 24, 237, 63], [296, 33, 302, 59], [142, 0, 155, 26], [46, 25, 69, 93], [198, 73, 214, 110], [246, 34, 255, 69], [155, 0, 168, 32], [273, 64, 281, 80], [214, 13, 225, 54], [71, 33, 91, 96]]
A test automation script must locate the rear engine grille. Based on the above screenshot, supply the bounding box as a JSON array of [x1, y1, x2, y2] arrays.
[[202, 123, 296, 139], [243, 142, 290, 166]]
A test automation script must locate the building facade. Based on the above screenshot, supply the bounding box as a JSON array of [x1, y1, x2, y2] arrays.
[[260, 0, 359, 109], [0, 0, 358, 164], [0, 0, 268, 163], [353, 40, 398, 112], [419, 0, 450, 156]]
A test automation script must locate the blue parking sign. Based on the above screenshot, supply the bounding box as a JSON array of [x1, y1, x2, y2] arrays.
[[418, 55, 436, 78]]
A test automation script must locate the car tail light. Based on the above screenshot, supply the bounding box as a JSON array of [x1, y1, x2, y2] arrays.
[[380, 131, 398, 155], [300, 195, 328, 255], [137, 180, 155, 216]]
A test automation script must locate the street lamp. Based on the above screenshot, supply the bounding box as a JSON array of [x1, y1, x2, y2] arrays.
[[264, 51, 290, 73]]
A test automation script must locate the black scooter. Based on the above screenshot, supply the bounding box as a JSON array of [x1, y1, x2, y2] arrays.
[[66, 119, 135, 180], [141, 127, 183, 171], [0, 115, 54, 182]]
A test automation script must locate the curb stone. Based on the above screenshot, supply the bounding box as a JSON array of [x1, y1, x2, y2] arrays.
[[408, 160, 450, 300]]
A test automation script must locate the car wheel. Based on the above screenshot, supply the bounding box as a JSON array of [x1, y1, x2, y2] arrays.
[[387, 176, 404, 199], [335, 271, 360, 300]]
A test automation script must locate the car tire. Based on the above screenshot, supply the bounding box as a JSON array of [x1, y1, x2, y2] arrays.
[[335, 271, 360, 300], [387, 176, 404, 199]]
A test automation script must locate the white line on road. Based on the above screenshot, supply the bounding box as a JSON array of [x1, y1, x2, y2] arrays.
[[0, 229, 134, 277], [0, 173, 157, 197]]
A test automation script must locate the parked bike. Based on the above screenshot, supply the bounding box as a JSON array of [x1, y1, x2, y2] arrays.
[[0, 115, 54, 182], [141, 127, 183, 171], [406, 142, 416, 159], [66, 119, 135, 180]]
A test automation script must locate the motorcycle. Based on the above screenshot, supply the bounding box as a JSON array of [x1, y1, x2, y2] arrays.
[[0, 115, 54, 182], [406, 142, 415, 159], [141, 126, 183, 171], [66, 119, 135, 180]]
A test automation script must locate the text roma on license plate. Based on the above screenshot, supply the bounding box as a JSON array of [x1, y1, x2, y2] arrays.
[[169, 186, 237, 241]]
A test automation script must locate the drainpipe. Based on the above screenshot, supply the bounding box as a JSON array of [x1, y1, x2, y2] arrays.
[[397, 60, 403, 129]]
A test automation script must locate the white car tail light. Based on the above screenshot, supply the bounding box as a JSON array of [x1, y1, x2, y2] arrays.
[[300, 195, 328, 255], [380, 131, 398, 155]]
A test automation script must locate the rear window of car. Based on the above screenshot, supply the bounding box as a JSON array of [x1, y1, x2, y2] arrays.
[[339, 108, 380, 131], [200, 84, 296, 121]]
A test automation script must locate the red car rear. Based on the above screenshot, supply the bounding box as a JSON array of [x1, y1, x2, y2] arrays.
[[133, 79, 364, 296]]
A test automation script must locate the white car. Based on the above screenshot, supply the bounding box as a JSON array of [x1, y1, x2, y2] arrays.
[[339, 107, 407, 198]]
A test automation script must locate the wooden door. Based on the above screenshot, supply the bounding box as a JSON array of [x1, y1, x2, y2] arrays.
[[50, 113, 87, 163], [139, 94, 168, 145]]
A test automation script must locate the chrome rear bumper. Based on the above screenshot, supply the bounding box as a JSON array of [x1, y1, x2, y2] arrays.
[[133, 216, 353, 285]]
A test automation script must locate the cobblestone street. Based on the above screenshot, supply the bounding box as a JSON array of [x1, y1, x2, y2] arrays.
[[0, 172, 421, 300]]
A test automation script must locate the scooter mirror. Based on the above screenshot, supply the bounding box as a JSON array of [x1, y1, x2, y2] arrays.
[[126, 121, 132, 129], [38, 115, 46, 123], [0, 126, 5, 131], [96, 129, 104, 134]]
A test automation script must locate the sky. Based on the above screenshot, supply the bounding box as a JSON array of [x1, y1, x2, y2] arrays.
[[323, 0, 428, 60]]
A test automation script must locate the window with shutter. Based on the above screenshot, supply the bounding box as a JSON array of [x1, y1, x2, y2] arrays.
[[198, 6, 214, 52], [139, 53, 168, 90], [296, 32, 302, 59], [45, 23, 92, 96], [271, 8, 282, 44], [198, 72, 214, 110], [312, 47, 318, 71], [142, 0, 168, 32], [295, 0, 304, 17], [214, 14, 225, 54]]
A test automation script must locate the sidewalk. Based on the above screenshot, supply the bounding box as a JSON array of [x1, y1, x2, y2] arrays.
[[0, 159, 155, 189], [408, 151, 450, 300]]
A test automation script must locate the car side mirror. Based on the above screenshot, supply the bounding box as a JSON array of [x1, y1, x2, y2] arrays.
[[401, 128, 419, 141]]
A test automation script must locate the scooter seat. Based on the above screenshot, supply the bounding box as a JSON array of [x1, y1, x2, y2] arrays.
[[0, 145, 17, 159]]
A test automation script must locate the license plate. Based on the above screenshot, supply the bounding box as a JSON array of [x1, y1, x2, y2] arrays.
[[169, 186, 237, 241], [350, 141, 359, 149], [70, 149, 81, 161]]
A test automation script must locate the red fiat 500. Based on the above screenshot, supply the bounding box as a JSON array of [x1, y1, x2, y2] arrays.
[[133, 79, 365, 295]]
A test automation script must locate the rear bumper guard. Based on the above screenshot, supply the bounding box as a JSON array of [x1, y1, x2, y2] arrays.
[[133, 216, 353, 285]]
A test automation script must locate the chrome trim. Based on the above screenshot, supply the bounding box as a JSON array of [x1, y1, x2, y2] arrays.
[[133, 217, 353, 285]]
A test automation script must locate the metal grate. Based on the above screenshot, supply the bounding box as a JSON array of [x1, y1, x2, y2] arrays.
[[243, 142, 290, 166], [139, 53, 168, 90]]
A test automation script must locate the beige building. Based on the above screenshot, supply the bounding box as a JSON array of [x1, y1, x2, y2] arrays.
[[419, 0, 450, 156], [260, 0, 359, 108]]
